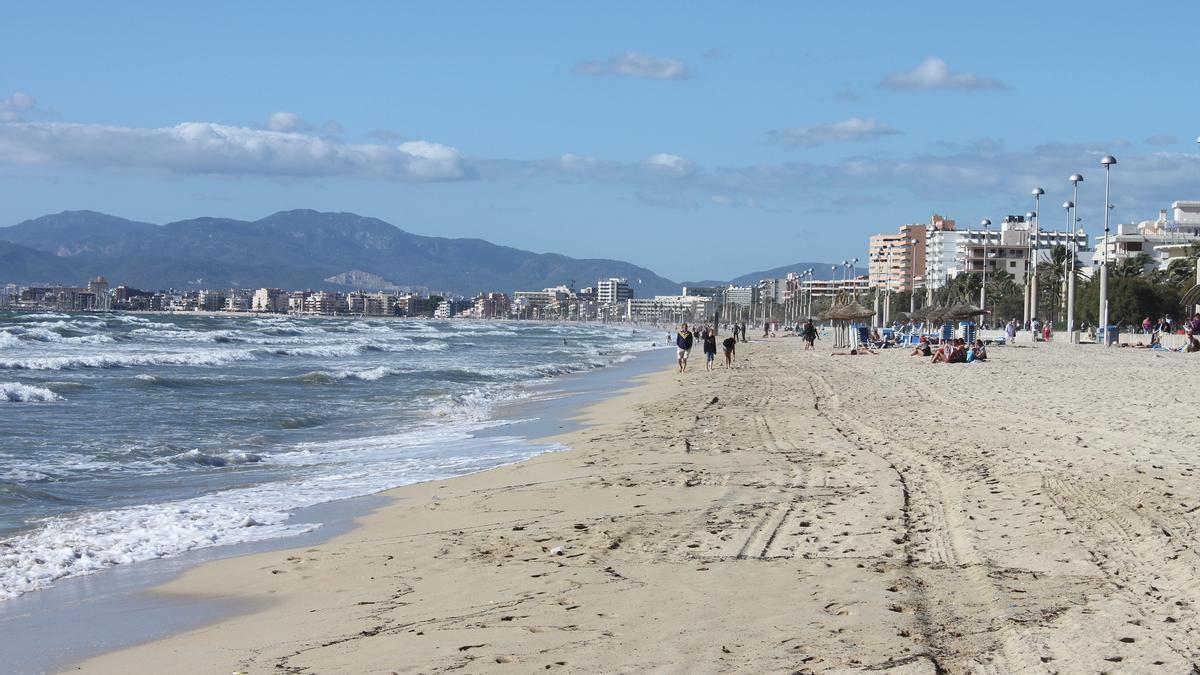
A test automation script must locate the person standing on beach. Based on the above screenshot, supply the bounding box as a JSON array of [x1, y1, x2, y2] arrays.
[[1031, 317, 1041, 342], [675, 323, 694, 373], [722, 334, 736, 366], [702, 331, 717, 371], [1005, 319, 1017, 343]]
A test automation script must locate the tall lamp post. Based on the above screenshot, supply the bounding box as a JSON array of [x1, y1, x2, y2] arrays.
[[1099, 155, 1117, 344], [1067, 174, 1083, 343], [908, 238, 919, 314], [1030, 188, 1045, 332], [1062, 200, 1074, 335], [1023, 210, 1036, 328], [980, 219, 991, 327]]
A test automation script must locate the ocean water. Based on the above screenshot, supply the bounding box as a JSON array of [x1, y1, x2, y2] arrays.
[[0, 312, 656, 600]]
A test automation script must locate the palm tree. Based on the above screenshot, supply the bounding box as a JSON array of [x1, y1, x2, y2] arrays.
[[1113, 252, 1155, 278]]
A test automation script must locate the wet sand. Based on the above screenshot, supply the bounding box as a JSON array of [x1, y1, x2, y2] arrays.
[[71, 338, 1200, 673]]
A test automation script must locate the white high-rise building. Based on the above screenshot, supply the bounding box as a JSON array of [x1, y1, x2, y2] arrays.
[[597, 278, 632, 306], [252, 288, 287, 313], [87, 276, 110, 311]]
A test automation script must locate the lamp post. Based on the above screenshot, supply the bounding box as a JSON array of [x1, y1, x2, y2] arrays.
[[1099, 155, 1117, 344], [980, 219, 991, 327], [1023, 210, 1036, 328], [908, 238, 919, 314], [1061, 200, 1074, 337], [1032, 186, 1041, 333], [1067, 174, 1083, 343]]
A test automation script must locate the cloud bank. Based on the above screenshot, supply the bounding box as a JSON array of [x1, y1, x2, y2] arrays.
[[0, 120, 469, 181], [881, 57, 1006, 91], [768, 118, 900, 147], [574, 52, 688, 80]]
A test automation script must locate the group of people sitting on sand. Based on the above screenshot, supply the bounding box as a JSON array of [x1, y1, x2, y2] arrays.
[[908, 336, 987, 363]]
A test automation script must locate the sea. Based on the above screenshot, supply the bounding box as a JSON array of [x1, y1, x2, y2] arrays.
[[0, 311, 658, 601]]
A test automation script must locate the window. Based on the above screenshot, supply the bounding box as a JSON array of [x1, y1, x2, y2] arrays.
[[1010, 261, 1016, 267]]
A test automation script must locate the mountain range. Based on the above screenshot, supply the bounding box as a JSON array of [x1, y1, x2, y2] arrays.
[[0, 210, 858, 296]]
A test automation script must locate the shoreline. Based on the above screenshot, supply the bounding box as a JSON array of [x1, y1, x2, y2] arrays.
[[0, 341, 666, 674], [62, 338, 1200, 672]]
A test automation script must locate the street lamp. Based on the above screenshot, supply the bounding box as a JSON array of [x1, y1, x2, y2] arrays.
[[980, 219, 991, 327], [1099, 155, 1117, 344], [805, 268, 814, 320], [1030, 188, 1045, 332], [1061, 201, 1074, 337], [1066, 173, 1084, 343]]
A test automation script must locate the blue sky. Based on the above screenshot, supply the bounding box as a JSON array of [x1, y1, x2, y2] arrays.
[[2, 2, 1198, 281]]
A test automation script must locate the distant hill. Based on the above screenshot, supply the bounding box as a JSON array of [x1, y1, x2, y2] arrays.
[[0, 210, 680, 296], [681, 262, 868, 288], [0, 241, 84, 285]]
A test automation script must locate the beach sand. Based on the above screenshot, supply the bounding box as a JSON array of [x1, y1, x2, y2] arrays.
[[70, 338, 1200, 673]]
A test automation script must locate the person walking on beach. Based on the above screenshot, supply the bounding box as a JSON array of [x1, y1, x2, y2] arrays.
[[802, 320, 818, 350], [1031, 317, 1041, 342], [722, 334, 736, 366], [1005, 318, 1017, 343], [1042, 320, 1052, 342], [675, 323, 694, 373], [702, 331, 717, 371]]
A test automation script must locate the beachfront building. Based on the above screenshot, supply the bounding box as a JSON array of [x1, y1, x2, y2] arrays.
[[513, 287, 569, 310], [197, 289, 226, 311], [470, 292, 510, 319], [868, 223, 926, 293], [681, 286, 722, 299], [303, 290, 345, 315], [925, 214, 1085, 289], [723, 285, 756, 306], [1093, 203, 1200, 273], [87, 276, 111, 311], [252, 288, 288, 313], [625, 295, 715, 325], [801, 277, 871, 298], [223, 293, 251, 312], [956, 218, 1032, 282], [597, 277, 633, 307]]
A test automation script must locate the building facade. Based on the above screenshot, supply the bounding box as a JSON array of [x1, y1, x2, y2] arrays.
[[625, 295, 715, 325], [597, 278, 633, 306]]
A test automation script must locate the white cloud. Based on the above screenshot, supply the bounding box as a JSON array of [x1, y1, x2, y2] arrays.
[[768, 118, 900, 147], [880, 57, 1006, 91], [1145, 133, 1178, 146], [643, 152, 694, 174], [265, 111, 306, 132], [0, 121, 470, 181], [574, 52, 688, 80], [0, 92, 37, 122]]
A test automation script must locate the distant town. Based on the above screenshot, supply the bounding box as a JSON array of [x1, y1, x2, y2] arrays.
[[4, 200, 1199, 328]]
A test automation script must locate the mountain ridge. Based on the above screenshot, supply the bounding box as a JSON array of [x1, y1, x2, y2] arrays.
[[0, 210, 858, 296]]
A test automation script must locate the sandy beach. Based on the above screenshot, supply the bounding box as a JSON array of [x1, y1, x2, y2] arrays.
[[69, 337, 1200, 673]]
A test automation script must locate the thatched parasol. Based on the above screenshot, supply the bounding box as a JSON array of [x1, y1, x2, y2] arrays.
[[838, 302, 876, 320], [941, 302, 987, 321], [919, 304, 948, 322]]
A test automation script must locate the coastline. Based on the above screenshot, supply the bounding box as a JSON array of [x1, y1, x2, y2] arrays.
[[67, 338, 1200, 672], [1, 340, 666, 674]]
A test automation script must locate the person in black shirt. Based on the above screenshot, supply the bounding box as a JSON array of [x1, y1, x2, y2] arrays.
[[702, 332, 717, 371], [721, 335, 736, 366]]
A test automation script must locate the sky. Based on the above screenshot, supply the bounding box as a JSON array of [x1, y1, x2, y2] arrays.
[[2, 2, 1199, 281]]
